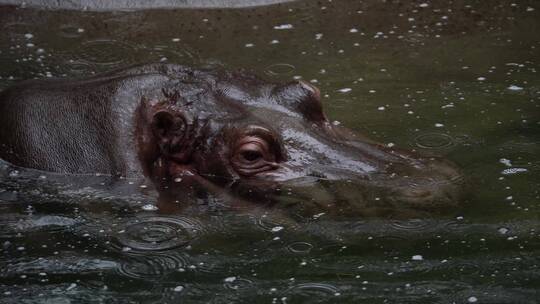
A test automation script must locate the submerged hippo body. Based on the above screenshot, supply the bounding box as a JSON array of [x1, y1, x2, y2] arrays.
[[0, 64, 462, 213]]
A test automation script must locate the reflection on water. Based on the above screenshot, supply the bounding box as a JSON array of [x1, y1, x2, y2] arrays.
[[0, 0, 539, 303]]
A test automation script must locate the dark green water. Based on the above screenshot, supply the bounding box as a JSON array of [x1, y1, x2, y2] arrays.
[[0, 1, 539, 303]]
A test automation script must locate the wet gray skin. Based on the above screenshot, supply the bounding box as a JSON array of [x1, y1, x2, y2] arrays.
[[0, 63, 463, 215]]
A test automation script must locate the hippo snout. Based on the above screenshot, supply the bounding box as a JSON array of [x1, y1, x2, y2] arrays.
[[384, 160, 465, 209]]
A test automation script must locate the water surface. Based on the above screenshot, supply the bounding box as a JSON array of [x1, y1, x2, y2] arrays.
[[0, 1, 539, 303]]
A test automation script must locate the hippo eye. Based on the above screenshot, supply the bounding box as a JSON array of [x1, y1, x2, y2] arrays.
[[240, 150, 263, 162], [232, 136, 279, 176]]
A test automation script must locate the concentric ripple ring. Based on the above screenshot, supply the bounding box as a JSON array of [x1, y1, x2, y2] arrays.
[[116, 216, 203, 251]]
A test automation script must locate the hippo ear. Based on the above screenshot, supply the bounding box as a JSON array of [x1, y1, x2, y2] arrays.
[[151, 110, 187, 155], [274, 81, 327, 122]]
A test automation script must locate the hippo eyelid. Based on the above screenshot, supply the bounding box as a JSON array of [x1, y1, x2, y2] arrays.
[[240, 125, 286, 162]]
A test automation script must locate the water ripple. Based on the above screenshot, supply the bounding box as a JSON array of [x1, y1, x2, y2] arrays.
[[146, 45, 200, 65], [414, 133, 455, 149], [287, 242, 314, 254], [117, 252, 187, 280], [222, 276, 254, 291], [63, 60, 95, 76], [389, 218, 433, 232], [115, 216, 204, 251], [282, 282, 341, 299], [265, 63, 296, 76], [58, 24, 85, 39], [254, 213, 300, 233], [74, 39, 139, 67]]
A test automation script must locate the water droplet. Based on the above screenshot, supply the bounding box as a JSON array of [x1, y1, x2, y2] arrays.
[[173, 285, 184, 292], [271, 226, 284, 233], [141, 204, 158, 211], [499, 158, 512, 167], [411, 255, 424, 261], [498, 227, 509, 235]]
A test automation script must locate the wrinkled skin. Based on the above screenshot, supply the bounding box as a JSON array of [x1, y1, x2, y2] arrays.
[[0, 64, 463, 215]]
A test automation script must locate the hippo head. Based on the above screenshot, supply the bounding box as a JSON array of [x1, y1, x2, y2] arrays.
[[136, 68, 463, 215]]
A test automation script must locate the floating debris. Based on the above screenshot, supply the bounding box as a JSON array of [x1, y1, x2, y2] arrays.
[[337, 88, 352, 93], [501, 168, 528, 175], [507, 85, 523, 91], [274, 24, 293, 30]]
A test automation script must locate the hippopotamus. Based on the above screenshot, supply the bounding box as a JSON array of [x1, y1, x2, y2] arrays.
[[0, 64, 462, 215]]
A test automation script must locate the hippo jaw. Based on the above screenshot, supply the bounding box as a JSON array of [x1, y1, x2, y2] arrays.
[[134, 72, 463, 214]]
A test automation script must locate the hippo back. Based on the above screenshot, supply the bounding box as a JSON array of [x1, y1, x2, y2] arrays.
[[0, 64, 186, 176]]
